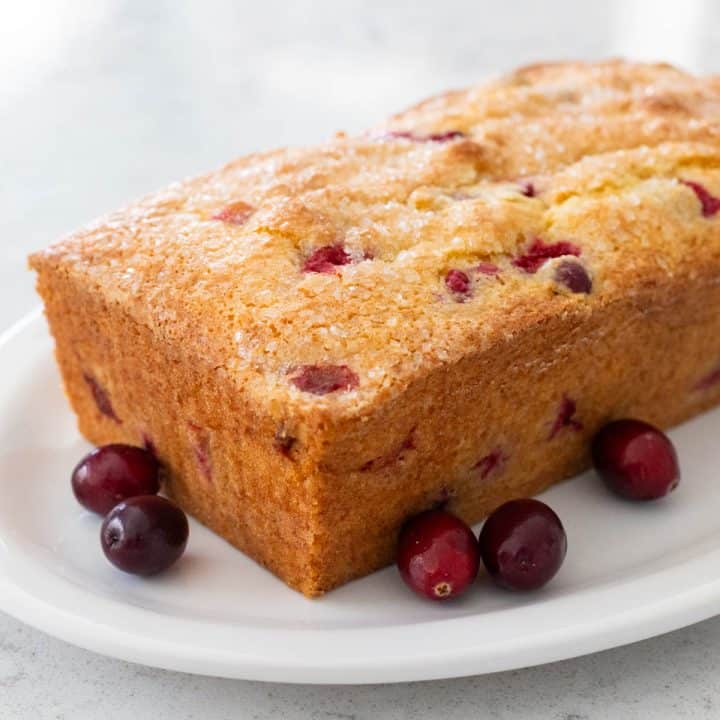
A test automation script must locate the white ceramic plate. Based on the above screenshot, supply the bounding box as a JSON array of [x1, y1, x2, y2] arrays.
[[2, 311, 720, 684]]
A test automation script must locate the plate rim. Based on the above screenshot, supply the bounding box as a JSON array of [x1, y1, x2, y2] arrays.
[[1, 310, 719, 684]]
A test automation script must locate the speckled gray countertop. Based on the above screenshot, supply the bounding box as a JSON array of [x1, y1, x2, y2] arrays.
[[3, 615, 720, 719], [3, 1, 720, 717]]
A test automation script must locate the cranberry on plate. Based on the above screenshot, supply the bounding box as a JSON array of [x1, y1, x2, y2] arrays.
[[72, 444, 160, 515], [397, 509, 480, 601], [479, 499, 567, 591], [592, 419, 680, 500], [101, 495, 189, 576]]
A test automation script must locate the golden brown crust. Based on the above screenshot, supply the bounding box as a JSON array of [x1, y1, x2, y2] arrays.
[[29, 60, 720, 594], [30, 61, 720, 419]]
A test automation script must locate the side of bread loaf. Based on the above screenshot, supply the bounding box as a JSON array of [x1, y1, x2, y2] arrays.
[[30, 60, 720, 594]]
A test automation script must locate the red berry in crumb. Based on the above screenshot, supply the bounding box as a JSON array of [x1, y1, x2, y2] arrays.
[[549, 395, 582, 439], [212, 200, 255, 225], [592, 419, 680, 500], [302, 244, 352, 273], [519, 180, 536, 197], [681, 180, 720, 218], [289, 364, 359, 395], [101, 496, 189, 576], [397, 510, 480, 601], [72, 444, 160, 515], [445, 269, 472, 299], [479, 499, 567, 591], [382, 130, 466, 143], [82, 373, 120, 422], [513, 238, 581, 274], [554, 260, 592, 294], [475, 261, 499, 276]]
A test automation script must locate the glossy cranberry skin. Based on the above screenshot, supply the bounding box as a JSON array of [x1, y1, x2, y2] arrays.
[[101, 496, 189, 576], [72, 444, 160, 515], [479, 499, 567, 591], [397, 510, 480, 601], [592, 419, 680, 500]]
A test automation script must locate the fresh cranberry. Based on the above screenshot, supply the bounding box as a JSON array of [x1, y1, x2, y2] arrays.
[[479, 499, 567, 591], [681, 180, 720, 218], [383, 130, 466, 143], [549, 395, 583, 439], [101, 496, 189, 576], [591, 419, 680, 500], [554, 260, 592, 293], [445, 269, 472, 300], [513, 238, 581, 273], [212, 200, 255, 225], [289, 364, 359, 394], [72, 444, 160, 515], [397, 510, 480, 600], [302, 244, 352, 273], [83, 373, 120, 423], [475, 261, 499, 276]]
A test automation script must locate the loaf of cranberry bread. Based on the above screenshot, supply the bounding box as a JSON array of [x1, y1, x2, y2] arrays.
[[31, 60, 720, 595]]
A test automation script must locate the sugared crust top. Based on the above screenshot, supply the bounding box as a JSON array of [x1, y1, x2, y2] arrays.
[[30, 60, 720, 418]]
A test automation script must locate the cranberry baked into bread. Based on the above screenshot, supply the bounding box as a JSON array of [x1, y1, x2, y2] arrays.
[[30, 60, 720, 595]]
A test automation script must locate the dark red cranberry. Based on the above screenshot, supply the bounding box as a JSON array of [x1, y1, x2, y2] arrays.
[[101, 496, 189, 576], [695, 364, 720, 391], [187, 422, 212, 480], [549, 395, 583, 439], [431, 485, 455, 510], [289, 364, 359, 394], [72, 444, 160, 515], [359, 429, 415, 472], [681, 180, 720, 218], [383, 130, 466, 143], [554, 260, 592, 293], [397, 510, 480, 600], [274, 425, 297, 457], [474, 448, 507, 480], [475, 261, 499, 276], [591, 419, 680, 500], [302, 244, 352, 273], [83, 373, 120, 423], [513, 238, 581, 273], [424, 130, 466, 143], [445, 269, 472, 300], [141, 432, 157, 458], [213, 200, 255, 225], [479, 499, 567, 591], [519, 180, 536, 197]]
